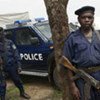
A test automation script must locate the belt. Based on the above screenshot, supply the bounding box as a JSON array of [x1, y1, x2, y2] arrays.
[[79, 66, 100, 73]]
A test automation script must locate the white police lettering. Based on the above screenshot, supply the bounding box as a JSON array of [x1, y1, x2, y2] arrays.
[[20, 53, 43, 61]]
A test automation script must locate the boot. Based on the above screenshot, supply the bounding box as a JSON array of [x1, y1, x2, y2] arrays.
[[20, 92, 31, 99], [19, 86, 30, 99], [0, 96, 5, 100]]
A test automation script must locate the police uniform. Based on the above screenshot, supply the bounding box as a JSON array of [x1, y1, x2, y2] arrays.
[[3, 39, 31, 99], [0, 42, 6, 100], [0, 69, 6, 100], [3, 38, 30, 99], [63, 29, 100, 100]]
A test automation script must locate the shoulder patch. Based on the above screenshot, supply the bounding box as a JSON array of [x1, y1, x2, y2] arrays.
[[12, 44, 16, 49]]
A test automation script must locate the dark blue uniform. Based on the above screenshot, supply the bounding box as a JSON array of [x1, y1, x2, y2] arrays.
[[0, 70, 6, 100], [3, 39, 24, 94], [63, 29, 100, 100], [0, 42, 6, 100]]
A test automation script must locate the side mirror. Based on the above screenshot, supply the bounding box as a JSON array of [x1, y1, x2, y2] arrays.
[[30, 37, 39, 45]]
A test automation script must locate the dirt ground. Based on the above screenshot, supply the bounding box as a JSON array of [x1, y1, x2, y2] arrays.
[[6, 75, 62, 100]]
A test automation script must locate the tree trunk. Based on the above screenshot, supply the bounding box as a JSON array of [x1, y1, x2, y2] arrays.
[[44, 0, 71, 100]]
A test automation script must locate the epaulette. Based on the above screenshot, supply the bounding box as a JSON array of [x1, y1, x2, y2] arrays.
[[68, 31, 75, 37], [4, 38, 11, 42], [69, 29, 81, 37], [4, 38, 13, 46], [64, 31, 75, 41]]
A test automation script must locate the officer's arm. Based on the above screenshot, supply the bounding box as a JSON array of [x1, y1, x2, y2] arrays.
[[62, 37, 80, 100], [11, 41, 22, 69]]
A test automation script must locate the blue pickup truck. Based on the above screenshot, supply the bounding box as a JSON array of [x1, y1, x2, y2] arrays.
[[4, 19, 76, 87]]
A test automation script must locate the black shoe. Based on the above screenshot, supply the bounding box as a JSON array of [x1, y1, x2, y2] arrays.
[[0, 96, 5, 100], [1, 96, 5, 100], [20, 93, 31, 99]]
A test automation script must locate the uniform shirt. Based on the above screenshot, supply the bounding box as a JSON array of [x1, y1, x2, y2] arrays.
[[0, 42, 6, 97], [3, 39, 21, 68], [63, 29, 100, 68]]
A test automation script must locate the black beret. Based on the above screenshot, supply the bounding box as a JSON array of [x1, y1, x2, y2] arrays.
[[75, 6, 95, 15]]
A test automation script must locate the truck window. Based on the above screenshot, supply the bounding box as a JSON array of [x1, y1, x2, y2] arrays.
[[35, 23, 52, 40], [15, 27, 38, 45]]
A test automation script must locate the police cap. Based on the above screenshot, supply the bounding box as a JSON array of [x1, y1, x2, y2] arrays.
[[75, 6, 95, 16]]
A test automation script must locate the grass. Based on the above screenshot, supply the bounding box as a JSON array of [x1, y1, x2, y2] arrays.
[[6, 86, 62, 100], [51, 89, 62, 100], [6, 85, 20, 100], [6, 75, 62, 100]]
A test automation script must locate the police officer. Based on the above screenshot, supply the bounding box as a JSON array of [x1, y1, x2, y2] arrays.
[[0, 27, 6, 100], [0, 58, 6, 100], [63, 6, 100, 100], [0, 27, 30, 99]]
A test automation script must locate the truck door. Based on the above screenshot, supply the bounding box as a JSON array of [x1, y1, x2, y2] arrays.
[[14, 27, 52, 72]]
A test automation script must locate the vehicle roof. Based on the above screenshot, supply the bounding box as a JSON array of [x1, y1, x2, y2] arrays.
[[5, 19, 77, 33]]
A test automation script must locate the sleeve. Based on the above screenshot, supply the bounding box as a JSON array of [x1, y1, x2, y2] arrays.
[[11, 41, 21, 68], [62, 36, 74, 63]]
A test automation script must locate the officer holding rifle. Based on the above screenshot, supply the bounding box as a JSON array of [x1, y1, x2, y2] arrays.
[[62, 6, 100, 100]]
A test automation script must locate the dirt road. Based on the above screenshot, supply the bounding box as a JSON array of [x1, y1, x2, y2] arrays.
[[6, 75, 62, 100]]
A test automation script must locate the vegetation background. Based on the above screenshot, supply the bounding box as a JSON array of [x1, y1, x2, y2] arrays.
[[6, 75, 62, 100]]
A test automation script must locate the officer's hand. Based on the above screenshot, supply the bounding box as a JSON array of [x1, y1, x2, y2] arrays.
[[69, 82, 81, 100], [18, 67, 22, 73]]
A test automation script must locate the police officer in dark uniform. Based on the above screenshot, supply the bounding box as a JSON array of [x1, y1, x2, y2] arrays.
[[63, 6, 100, 100], [0, 57, 6, 100], [0, 27, 30, 99], [0, 27, 6, 100]]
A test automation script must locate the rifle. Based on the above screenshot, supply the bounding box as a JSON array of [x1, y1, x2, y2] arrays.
[[60, 56, 100, 100]]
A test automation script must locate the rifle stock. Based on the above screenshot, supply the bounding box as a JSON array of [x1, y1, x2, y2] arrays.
[[60, 56, 100, 89], [60, 56, 77, 72]]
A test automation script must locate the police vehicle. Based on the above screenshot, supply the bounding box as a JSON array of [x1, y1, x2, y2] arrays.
[[4, 18, 76, 87]]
